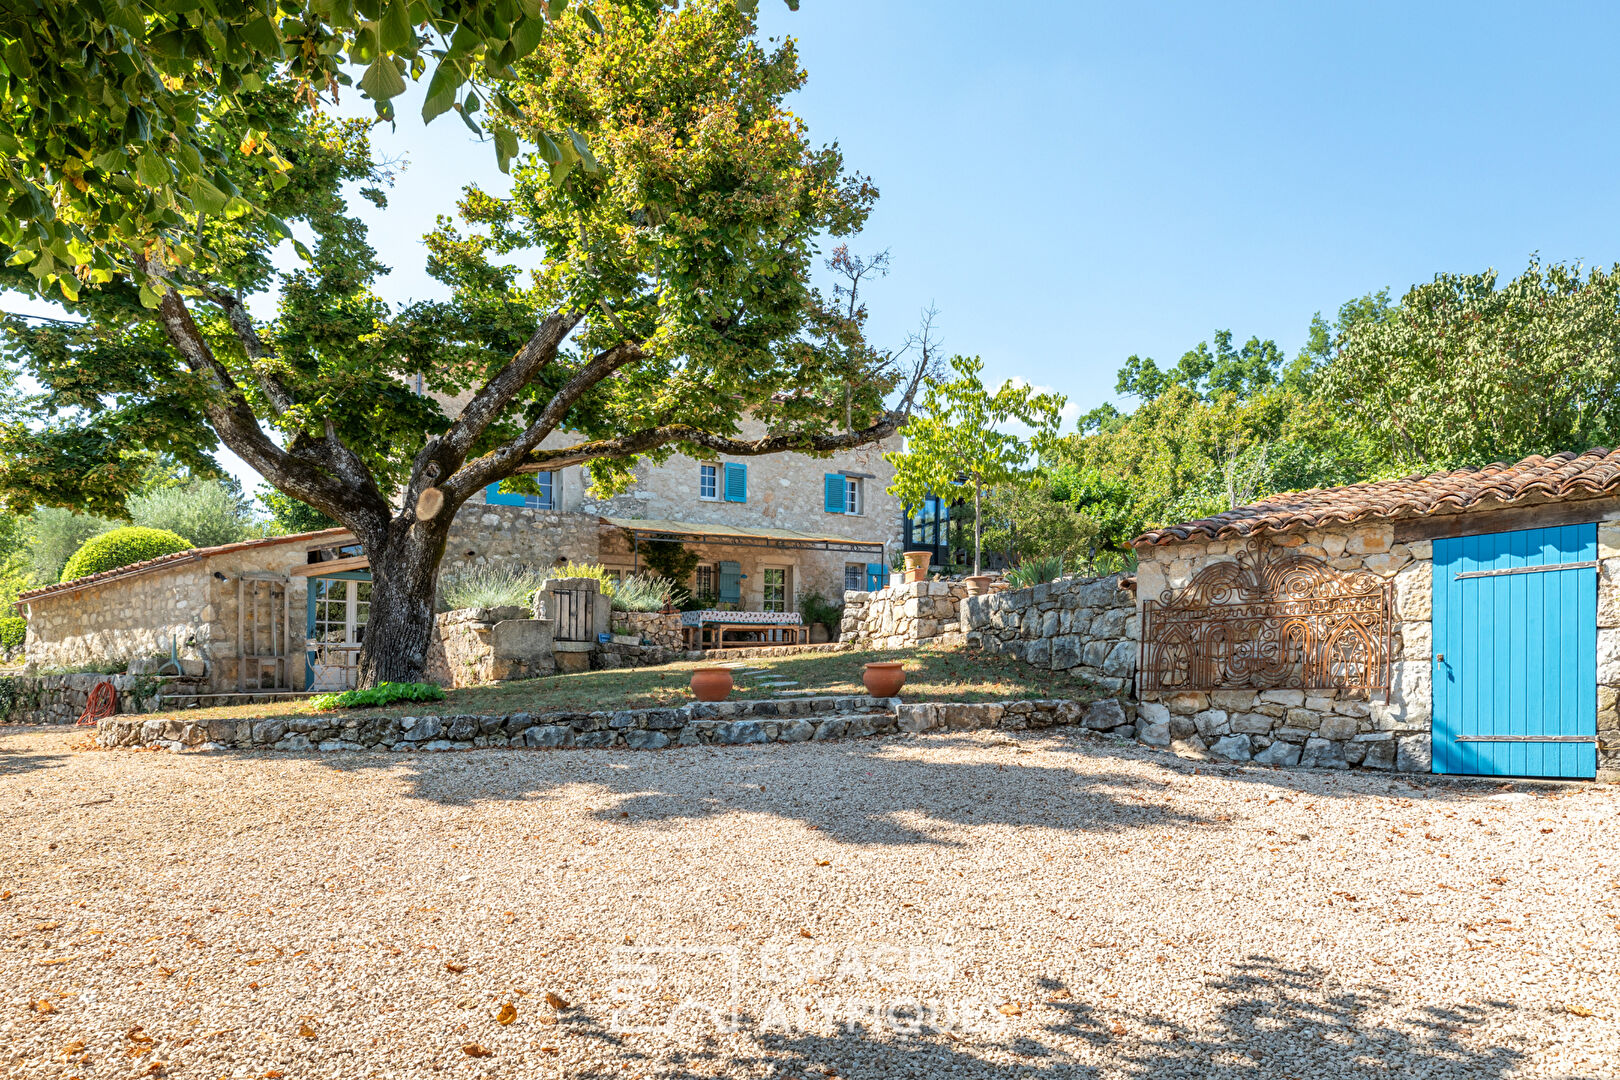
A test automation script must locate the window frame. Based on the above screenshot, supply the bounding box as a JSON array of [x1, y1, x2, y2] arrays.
[[844, 476, 863, 516], [698, 462, 719, 501], [844, 563, 865, 591], [761, 567, 789, 613]]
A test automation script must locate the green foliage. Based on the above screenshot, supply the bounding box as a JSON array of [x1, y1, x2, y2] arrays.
[[311, 681, 446, 712], [797, 589, 843, 630], [637, 541, 699, 588], [439, 565, 549, 611], [127, 479, 259, 548], [257, 484, 339, 535], [887, 355, 1066, 573], [977, 478, 1098, 568], [1318, 258, 1620, 471], [25, 509, 116, 583], [548, 562, 617, 596], [609, 575, 686, 613], [59, 526, 191, 583], [1004, 556, 1065, 589], [0, 615, 24, 651]]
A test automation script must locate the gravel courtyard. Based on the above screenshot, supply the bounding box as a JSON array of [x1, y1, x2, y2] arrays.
[[1, 725, 1615, 1080]]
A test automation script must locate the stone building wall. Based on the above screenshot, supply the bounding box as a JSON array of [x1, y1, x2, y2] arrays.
[[597, 531, 873, 617], [441, 504, 601, 578], [1132, 526, 1432, 771], [839, 580, 968, 648], [961, 574, 1138, 698]]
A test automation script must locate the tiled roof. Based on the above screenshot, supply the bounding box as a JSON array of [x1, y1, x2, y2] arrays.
[[1134, 449, 1620, 546], [15, 528, 352, 607]]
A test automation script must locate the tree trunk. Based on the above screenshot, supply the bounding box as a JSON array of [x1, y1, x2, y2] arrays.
[[972, 481, 982, 577], [355, 516, 453, 687]]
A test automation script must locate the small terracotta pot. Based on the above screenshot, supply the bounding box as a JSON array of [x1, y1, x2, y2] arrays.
[[903, 550, 932, 583], [690, 666, 734, 702], [964, 574, 991, 595], [862, 661, 906, 699]]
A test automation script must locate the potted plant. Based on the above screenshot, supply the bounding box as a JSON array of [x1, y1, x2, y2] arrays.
[[964, 574, 992, 595], [862, 661, 906, 698], [902, 550, 931, 583], [888, 553, 906, 588]]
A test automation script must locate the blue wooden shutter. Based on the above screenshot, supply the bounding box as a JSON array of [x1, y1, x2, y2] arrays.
[[718, 560, 742, 603], [724, 462, 747, 503], [824, 473, 846, 513], [866, 563, 886, 591], [485, 482, 524, 507]]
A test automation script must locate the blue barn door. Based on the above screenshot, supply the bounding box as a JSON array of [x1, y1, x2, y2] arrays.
[[1432, 524, 1597, 779]]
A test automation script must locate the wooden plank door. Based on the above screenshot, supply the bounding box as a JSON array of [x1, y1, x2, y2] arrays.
[[1432, 524, 1597, 779]]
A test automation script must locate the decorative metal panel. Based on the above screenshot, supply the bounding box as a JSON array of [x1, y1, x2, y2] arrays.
[[1139, 540, 1392, 695]]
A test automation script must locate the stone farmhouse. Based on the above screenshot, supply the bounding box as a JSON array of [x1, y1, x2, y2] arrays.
[[16, 431, 903, 694]]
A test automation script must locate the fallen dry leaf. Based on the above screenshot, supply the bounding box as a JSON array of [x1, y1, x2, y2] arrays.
[[1567, 1004, 1595, 1017], [298, 1023, 316, 1039], [544, 991, 569, 1011], [0, 890, 11, 900], [444, 962, 467, 974], [126, 1026, 153, 1044], [462, 1043, 493, 1057], [36, 921, 60, 931], [815, 860, 830, 866], [33, 999, 57, 1014], [58, 1040, 85, 1058], [1111, 1022, 1128, 1036], [263, 1072, 283, 1079], [540, 1045, 559, 1054], [798, 928, 813, 939], [496, 1002, 517, 1025], [143, 1062, 165, 1076], [997, 1002, 1022, 1016]]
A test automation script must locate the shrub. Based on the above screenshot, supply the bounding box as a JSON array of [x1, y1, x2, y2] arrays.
[[27, 508, 116, 582], [798, 589, 843, 630], [439, 565, 549, 611], [128, 479, 260, 547], [310, 681, 446, 711], [0, 615, 24, 651], [638, 540, 699, 586], [547, 561, 617, 596], [610, 574, 687, 612], [60, 526, 192, 583], [1004, 555, 1065, 589]]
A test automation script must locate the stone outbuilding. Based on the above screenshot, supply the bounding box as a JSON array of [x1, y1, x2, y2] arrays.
[[1133, 450, 1620, 781]]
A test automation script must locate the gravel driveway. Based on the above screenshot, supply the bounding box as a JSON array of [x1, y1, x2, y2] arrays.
[[1, 724, 1615, 1079]]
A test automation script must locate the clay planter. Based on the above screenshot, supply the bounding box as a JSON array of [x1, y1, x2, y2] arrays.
[[902, 550, 932, 584], [690, 667, 735, 702], [862, 661, 906, 699], [964, 574, 992, 595]]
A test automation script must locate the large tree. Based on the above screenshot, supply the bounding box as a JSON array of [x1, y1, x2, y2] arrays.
[[0, 2, 920, 685]]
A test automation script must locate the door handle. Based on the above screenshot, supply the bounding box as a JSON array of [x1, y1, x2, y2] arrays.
[[1434, 653, 1445, 662]]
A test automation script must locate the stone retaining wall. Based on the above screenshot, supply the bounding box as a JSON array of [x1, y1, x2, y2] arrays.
[[1, 672, 195, 724], [424, 607, 556, 688], [840, 580, 968, 648], [97, 694, 1132, 753], [615, 611, 684, 651], [961, 573, 1138, 697]]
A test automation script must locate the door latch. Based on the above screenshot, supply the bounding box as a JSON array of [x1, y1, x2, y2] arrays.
[[1434, 652, 1445, 662]]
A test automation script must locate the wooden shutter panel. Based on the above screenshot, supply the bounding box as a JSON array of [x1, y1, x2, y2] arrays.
[[824, 473, 846, 513], [485, 482, 524, 506], [866, 563, 886, 591], [724, 462, 747, 503], [718, 560, 742, 603]]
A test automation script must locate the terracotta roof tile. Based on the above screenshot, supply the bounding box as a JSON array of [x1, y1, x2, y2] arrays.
[[1134, 448, 1620, 546], [15, 528, 352, 608]]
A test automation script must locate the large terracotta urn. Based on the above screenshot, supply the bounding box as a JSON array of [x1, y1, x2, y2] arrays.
[[902, 550, 932, 584], [862, 661, 906, 699], [964, 574, 991, 596], [690, 667, 734, 702]]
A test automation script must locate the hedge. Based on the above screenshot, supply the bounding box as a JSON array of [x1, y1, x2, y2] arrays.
[[60, 526, 192, 583], [0, 615, 24, 651]]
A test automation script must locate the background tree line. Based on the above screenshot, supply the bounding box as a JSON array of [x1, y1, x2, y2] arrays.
[[938, 257, 1620, 572]]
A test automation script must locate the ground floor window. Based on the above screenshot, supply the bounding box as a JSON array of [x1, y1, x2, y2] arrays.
[[312, 577, 371, 643], [693, 563, 716, 604], [762, 567, 788, 612], [845, 562, 865, 591]]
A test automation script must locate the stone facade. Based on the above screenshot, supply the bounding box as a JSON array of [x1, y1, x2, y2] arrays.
[[839, 580, 968, 648], [961, 574, 1138, 698], [613, 611, 685, 651], [96, 693, 1128, 753], [0, 671, 184, 724]]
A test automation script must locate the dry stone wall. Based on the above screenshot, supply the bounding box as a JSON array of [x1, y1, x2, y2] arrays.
[[840, 580, 967, 648], [424, 607, 557, 688], [1, 672, 194, 724], [961, 574, 1138, 698]]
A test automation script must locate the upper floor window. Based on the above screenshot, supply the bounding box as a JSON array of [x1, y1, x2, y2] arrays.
[[845, 476, 863, 516], [824, 472, 863, 515], [699, 463, 718, 500], [486, 471, 556, 510]]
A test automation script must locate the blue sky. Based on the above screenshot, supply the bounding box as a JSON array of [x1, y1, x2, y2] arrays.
[[15, 1, 1620, 490]]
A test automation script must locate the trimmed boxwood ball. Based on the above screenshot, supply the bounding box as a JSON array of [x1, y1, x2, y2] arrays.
[[60, 526, 192, 583]]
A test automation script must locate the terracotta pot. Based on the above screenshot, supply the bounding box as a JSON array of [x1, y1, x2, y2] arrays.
[[902, 550, 932, 583], [964, 574, 991, 596], [690, 666, 734, 702], [862, 661, 906, 699]]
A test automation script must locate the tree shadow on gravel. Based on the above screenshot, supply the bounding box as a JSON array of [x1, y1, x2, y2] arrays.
[[544, 955, 1531, 1080], [0, 730, 72, 779], [291, 733, 1211, 847]]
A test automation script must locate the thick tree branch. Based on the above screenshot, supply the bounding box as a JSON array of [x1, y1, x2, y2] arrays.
[[439, 309, 584, 460]]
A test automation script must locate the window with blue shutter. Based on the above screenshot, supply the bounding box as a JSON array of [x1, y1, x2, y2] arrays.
[[824, 473, 846, 513], [486, 473, 555, 509], [485, 482, 525, 507], [723, 462, 747, 503], [718, 560, 742, 603]]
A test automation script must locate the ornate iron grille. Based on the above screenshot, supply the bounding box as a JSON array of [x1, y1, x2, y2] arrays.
[[1139, 540, 1393, 696]]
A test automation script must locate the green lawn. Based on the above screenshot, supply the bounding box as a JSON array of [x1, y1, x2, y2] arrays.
[[152, 646, 1101, 724]]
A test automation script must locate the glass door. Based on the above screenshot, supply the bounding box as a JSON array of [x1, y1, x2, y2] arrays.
[[306, 573, 371, 691]]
